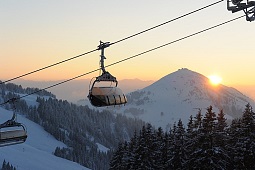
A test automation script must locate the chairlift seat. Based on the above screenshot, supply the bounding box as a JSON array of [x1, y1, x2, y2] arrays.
[[0, 129, 27, 146]]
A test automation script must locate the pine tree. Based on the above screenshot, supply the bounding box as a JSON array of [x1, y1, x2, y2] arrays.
[[194, 108, 202, 129], [226, 104, 255, 169], [2, 160, 6, 170], [240, 103, 255, 169], [214, 109, 232, 169], [228, 118, 244, 169], [154, 127, 164, 169], [184, 115, 198, 169], [127, 130, 138, 169], [161, 131, 172, 169], [121, 141, 129, 169], [1, 160, 16, 170], [168, 119, 187, 169], [215, 109, 228, 149], [141, 123, 154, 169], [109, 143, 125, 170], [242, 103, 255, 136], [188, 106, 230, 169], [133, 126, 147, 169]]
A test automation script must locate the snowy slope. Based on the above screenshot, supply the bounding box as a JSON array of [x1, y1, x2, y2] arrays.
[[109, 68, 255, 129], [0, 106, 89, 170]]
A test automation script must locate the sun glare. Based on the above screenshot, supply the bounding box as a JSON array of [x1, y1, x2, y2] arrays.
[[209, 75, 222, 86]]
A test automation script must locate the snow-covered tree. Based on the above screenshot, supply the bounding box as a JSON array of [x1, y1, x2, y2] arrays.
[[229, 103, 255, 169], [109, 143, 125, 170], [168, 119, 187, 169]]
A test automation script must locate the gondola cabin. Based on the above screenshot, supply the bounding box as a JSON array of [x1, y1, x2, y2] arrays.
[[88, 41, 128, 107], [89, 86, 127, 107]]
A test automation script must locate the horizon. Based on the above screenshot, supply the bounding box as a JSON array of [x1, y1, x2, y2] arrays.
[[1, 0, 255, 88], [1, 68, 255, 102]]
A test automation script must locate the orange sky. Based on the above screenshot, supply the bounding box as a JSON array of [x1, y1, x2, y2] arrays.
[[1, 0, 255, 95]]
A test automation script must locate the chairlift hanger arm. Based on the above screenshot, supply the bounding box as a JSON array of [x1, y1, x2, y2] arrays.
[[0, 97, 19, 128], [227, 0, 255, 21]]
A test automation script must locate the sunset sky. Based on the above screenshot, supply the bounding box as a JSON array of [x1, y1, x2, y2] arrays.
[[1, 1, 255, 95]]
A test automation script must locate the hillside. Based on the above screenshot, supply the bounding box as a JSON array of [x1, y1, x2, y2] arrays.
[[0, 82, 145, 170], [0, 107, 89, 170]]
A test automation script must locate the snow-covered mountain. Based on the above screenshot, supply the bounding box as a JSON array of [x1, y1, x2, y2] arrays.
[[0, 104, 89, 170], [109, 68, 255, 129]]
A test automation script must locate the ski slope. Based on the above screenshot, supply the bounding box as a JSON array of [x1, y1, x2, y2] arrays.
[[0, 107, 89, 170]]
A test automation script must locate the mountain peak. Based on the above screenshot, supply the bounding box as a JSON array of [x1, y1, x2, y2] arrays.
[[120, 68, 255, 128], [163, 68, 207, 82], [144, 68, 208, 94]]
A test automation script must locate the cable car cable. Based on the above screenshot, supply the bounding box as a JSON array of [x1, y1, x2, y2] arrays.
[[0, 14, 245, 106], [110, 0, 224, 46], [1, 0, 223, 85], [0, 68, 101, 106], [105, 15, 245, 70], [0, 49, 98, 85]]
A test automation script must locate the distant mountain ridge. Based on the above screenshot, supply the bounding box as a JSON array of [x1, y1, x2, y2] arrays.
[[11, 79, 154, 103], [111, 68, 255, 129]]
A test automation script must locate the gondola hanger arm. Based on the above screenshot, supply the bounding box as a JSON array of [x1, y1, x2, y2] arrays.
[[95, 41, 117, 83]]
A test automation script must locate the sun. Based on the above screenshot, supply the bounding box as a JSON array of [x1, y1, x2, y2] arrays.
[[208, 75, 222, 86]]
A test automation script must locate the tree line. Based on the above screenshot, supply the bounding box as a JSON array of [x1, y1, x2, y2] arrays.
[[110, 104, 255, 170], [0, 81, 55, 98], [1, 160, 16, 170]]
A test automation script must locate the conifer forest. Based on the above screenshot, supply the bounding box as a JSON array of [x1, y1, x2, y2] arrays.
[[110, 104, 255, 170], [1, 83, 255, 169]]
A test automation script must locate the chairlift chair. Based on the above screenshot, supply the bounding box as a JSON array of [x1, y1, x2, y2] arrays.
[[88, 41, 127, 107], [0, 121, 27, 147], [0, 98, 27, 147]]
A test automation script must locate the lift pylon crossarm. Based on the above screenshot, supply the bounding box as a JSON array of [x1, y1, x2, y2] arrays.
[[227, 0, 255, 21], [97, 41, 111, 50]]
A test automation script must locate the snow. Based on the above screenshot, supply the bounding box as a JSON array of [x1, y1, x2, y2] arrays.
[[96, 143, 110, 153], [76, 68, 255, 134], [21, 94, 40, 107], [20, 93, 51, 107], [100, 68, 255, 129], [0, 107, 89, 170]]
